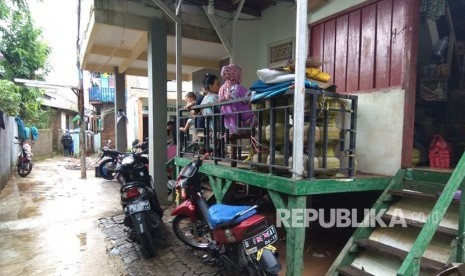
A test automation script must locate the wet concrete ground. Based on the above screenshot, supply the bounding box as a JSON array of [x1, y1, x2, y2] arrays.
[[0, 156, 343, 276], [0, 157, 125, 275], [0, 157, 222, 276]]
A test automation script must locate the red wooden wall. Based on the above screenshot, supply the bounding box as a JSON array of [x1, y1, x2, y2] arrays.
[[309, 0, 408, 93]]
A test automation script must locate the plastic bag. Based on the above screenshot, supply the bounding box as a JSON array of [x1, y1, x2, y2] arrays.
[[429, 135, 451, 153], [429, 135, 452, 168]]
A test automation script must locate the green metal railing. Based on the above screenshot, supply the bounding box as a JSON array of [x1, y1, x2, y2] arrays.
[[326, 169, 405, 275], [166, 157, 177, 180], [397, 152, 465, 275]]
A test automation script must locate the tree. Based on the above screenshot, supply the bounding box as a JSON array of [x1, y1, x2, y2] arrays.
[[0, 0, 51, 124]]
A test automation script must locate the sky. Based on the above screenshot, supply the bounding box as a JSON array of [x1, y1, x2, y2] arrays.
[[28, 0, 79, 86]]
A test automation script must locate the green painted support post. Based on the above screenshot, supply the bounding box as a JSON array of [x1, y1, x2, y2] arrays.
[[268, 190, 287, 210], [207, 176, 232, 203], [286, 195, 306, 276], [456, 180, 465, 262], [398, 153, 465, 275]]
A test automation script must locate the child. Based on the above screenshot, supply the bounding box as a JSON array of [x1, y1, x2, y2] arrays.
[[180, 92, 197, 133]]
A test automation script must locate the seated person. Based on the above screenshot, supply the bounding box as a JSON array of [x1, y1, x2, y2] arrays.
[[180, 92, 197, 133], [200, 74, 221, 131], [218, 64, 254, 135]]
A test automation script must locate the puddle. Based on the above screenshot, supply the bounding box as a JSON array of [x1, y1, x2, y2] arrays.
[[77, 232, 87, 251], [32, 196, 45, 203], [17, 182, 38, 193], [0, 157, 124, 275], [17, 206, 41, 219]]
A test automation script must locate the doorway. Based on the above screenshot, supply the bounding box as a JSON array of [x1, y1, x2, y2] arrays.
[[414, 0, 465, 168], [143, 115, 148, 139]]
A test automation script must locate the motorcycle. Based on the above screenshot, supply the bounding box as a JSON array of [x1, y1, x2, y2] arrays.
[[15, 137, 33, 177], [168, 154, 281, 275], [98, 140, 126, 180], [113, 139, 149, 184], [119, 139, 164, 258]]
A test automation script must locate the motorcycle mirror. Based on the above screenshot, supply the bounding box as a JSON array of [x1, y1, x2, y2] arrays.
[[132, 139, 139, 147], [167, 180, 176, 190]]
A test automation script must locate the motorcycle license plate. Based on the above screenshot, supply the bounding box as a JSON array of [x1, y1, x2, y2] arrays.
[[242, 225, 278, 255], [126, 200, 150, 215]]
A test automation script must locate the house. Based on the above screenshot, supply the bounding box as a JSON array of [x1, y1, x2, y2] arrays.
[[78, 0, 465, 275], [40, 88, 79, 153]]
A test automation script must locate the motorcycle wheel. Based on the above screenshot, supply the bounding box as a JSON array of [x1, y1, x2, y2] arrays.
[[139, 229, 156, 258], [99, 159, 117, 180], [17, 159, 32, 177], [172, 214, 209, 250], [237, 246, 277, 276], [132, 212, 156, 258]]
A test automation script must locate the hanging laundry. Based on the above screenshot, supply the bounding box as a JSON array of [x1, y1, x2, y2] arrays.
[[15, 116, 27, 140], [30, 126, 39, 141]]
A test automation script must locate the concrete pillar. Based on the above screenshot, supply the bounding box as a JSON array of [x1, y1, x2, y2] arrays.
[[148, 18, 168, 204], [114, 68, 127, 152]]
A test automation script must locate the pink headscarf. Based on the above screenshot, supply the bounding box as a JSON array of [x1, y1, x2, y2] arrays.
[[219, 64, 242, 101]]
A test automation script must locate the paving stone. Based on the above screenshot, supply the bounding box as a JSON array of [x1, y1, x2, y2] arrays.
[[100, 211, 223, 276]]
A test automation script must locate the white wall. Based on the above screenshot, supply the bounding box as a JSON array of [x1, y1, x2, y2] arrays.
[[354, 89, 405, 175], [234, 2, 297, 87], [231, 19, 260, 87], [309, 0, 368, 23]]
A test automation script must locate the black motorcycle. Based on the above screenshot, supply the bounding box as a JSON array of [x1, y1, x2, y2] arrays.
[[98, 140, 126, 180], [119, 139, 164, 258], [15, 137, 33, 177]]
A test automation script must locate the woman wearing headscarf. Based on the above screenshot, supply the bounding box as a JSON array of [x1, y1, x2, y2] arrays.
[[218, 64, 254, 134]]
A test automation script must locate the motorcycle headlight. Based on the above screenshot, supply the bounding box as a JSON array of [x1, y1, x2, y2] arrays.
[[122, 156, 134, 165]]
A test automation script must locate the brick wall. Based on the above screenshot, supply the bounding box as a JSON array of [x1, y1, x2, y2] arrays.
[[30, 129, 54, 160], [51, 112, 61, 151]]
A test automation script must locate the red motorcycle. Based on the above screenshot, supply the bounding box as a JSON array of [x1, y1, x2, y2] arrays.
[[168, 154, 281, 276], [15, 136, 33, 177]]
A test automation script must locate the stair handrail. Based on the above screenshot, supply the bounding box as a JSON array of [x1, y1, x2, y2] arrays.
[[397, 152, 465, 275], [326, 169, 405, 276]]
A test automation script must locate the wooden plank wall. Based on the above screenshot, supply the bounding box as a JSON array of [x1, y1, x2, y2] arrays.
[[309, 0, 408, 93]]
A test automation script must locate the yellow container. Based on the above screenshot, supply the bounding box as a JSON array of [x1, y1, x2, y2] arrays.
[[288, 156, 319, 178], [315, 143, 340, 157], [317, 157, 340, 169], [267, 153, 286, 166], [289, 125, 340, 145], [265, 123, 286, 144]]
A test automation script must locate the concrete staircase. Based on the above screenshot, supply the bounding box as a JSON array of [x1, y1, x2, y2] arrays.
[[327, 164, 465, 276]]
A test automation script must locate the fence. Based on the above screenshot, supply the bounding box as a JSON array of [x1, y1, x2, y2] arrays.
[[0, 114, 19, 191], [177, 88, 358, 179], [0, 114, 59, 191]]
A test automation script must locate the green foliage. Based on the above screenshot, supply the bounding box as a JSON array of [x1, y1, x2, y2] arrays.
[[0, 79, 21, 115], [0, 0, 28, 20], [0, 0, 51, 124], [1, 11, 51, 81], [35, 106, 55, 129]]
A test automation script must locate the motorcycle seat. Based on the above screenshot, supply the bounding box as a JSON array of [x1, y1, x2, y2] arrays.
[[108, 149, 122, 154], [208, 204, 257, 229]]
